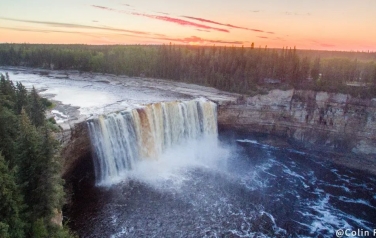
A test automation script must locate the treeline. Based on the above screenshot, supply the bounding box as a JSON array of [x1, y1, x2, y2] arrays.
[[1, 44, 376, 97], [0, 74, 74, 237]]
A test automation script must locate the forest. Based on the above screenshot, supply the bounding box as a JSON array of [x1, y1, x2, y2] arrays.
[[0, 74, 74, 237], [1, 44, 376, 98]]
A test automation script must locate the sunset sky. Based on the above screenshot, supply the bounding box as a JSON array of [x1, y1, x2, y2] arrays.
[[1, 0, 375, 51]]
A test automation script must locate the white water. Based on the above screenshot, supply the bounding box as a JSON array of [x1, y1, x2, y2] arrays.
[[127, 137, 229, 189], [88, 99, 219, 185]]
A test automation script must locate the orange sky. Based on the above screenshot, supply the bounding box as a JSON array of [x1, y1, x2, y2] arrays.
[[1, 0, 376, 51]]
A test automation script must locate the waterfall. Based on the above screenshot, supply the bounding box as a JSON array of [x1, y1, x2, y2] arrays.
[[87, 99, 218, 185]]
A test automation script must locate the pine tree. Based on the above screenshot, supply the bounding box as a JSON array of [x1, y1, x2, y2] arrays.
[[0, 74, 16, 109], [0, 153, 26, 238], [15, 82, 28, 115], [28, 87, 45, 127], [34, 126, 65, 220], [16, 109, 41, 222], [0, 104, 19, 168]]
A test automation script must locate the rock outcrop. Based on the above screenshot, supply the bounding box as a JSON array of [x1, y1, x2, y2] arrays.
[[218, 89, 376, 155], [56, 120, 91, 178]]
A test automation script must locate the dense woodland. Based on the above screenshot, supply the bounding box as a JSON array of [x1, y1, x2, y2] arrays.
[[1, 44, 376, 97], [0, 74, 74, 237]]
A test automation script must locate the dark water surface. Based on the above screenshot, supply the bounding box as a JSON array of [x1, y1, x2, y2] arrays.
[[67, 132, 376, 237]]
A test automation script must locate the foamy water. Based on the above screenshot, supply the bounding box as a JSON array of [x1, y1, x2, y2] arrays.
[[68, 134, 376, 237]]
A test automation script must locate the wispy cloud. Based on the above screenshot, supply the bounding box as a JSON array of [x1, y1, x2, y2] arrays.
[[182, 15, 266, 33], [154, 35, 243, 44], [131, 13, 229, 33], [1, 25, 242, 45], [0, 17, 160, 36], [0, 17, 240, 45], [0, 26, 103, 39], [257, 36, 268, 39], [91, 5, 229, 33], [92, 5, 112, 11]]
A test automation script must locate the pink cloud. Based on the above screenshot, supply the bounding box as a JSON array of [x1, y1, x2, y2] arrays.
[[155, 35, 243, 44], [0, 17, 158, 36], [91, 5, 229, 33], [182, 16, 265, 33], [131, 13, 229, 33]]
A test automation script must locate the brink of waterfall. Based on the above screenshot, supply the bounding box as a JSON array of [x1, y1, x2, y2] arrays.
[[87, 99, 218, 185]]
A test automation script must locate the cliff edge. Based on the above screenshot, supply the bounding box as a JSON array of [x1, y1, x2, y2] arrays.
[[218, 89, 376, 155]]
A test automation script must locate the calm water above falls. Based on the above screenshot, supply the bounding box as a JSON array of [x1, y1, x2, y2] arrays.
[[68, 132, 376, 238]]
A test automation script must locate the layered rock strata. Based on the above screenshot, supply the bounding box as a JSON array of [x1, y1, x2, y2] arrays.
[[218, 89, 376, 155]]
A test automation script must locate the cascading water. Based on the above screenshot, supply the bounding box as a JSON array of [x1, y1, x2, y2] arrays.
[[74, 101, 376, 238], [87, 99, 218, 185]]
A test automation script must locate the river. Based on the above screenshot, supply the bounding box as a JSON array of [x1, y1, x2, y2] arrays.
[[67, 131, 376, 237]]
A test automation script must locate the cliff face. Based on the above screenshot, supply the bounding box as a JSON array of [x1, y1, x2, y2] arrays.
[[218, 89, 376, 155], [59, 89, 376, 176], [56, 121, 91, 178]]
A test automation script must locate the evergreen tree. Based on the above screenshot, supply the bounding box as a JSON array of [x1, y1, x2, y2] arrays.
[[0, 153, 26, 238], [34, 126, 65, 220], [0, 104, 19, 168], [0, 74, 75, 237], [15, 82, 28, 115], [28, 87, 45, 127], [17, 109, 41, 223]]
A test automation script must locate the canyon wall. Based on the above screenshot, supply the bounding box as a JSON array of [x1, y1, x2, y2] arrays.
[[217, 89, 376, 155], [59, 89, 376, 176]]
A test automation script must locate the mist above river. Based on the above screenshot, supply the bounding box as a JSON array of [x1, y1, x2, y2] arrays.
[[67, 132, 376, 238]]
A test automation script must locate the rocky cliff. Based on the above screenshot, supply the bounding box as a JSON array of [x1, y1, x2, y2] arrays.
[[59, 89, 376, 176], [56, 121, 91, 178], [218, 89, 376, 155]]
